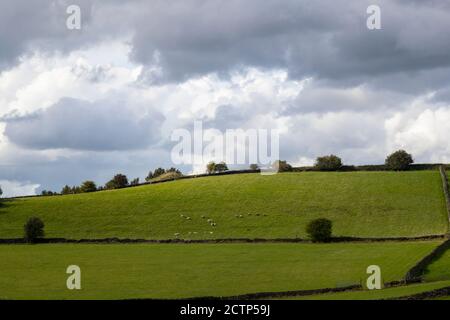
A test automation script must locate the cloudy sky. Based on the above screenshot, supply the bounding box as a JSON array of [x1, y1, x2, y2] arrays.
[[1, 0, 450, 196]]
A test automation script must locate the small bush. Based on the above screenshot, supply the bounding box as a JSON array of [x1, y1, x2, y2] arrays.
[[385, 150, 413, 171], [24, 217, 45, 243], [315, 155, 343, 171], [306, 218, 332, 243]]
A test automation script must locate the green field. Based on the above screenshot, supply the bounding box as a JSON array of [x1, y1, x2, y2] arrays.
[[283, 280, 450, 300], [424, 247, 450, 282], [0, 171, 447, 239], [0, 242, 439, 299]]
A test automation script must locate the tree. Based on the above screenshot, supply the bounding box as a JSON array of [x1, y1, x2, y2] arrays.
[[250, 164, 259, 170], [153, 168, 166, 178], [80, 180, 97, 193], [130, 178, 140, 186], [206, 162, 228, 174], [272, 160, 293, 172], [24, 217, 45, 243], [315, 155, 343, 171], [215, 162, 228, 172], [206, 161, 216, 174], [306, 218, 333, 243], [166, 167, 182, 174], [41, 190, 56, 196], [61, 185, 72, 195], [0, 186, 2, 197], [145, 171, 154, 182], [105, 174, 129, 189], [385, 150, 413, 171]]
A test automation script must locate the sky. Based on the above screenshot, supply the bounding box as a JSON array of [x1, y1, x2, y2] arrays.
[[1, 0, 450, 196]]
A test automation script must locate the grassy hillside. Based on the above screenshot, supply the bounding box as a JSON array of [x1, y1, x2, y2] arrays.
[[0, 241, 439, 299], [0, 171, 447, 239], [282, 280, 450, 300], [424, 247, 450, 282]]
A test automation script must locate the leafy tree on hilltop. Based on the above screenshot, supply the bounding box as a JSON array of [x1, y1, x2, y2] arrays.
[[215, 162, 228, 172], [153, 168, 166, 179], [145, 171, 154, 182], [206, 161, 229, 174], [206, 161, 216, 174], [61, 185, 72, 195], [80, 181, 97, 193], [272, 160, 293, 172], [385, 150, 414, 171], [315, 155, 343, 171], [105, 174, 129, 189], [130, 178, 140, 186]]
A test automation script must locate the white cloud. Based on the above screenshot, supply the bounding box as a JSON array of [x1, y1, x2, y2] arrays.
[[0, 180, 40, 197], [385, 106, 450, 162]]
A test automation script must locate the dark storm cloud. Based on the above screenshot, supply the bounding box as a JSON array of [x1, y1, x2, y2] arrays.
[[0, 0, 127, 70], [127, 0, 450, 86], [4, 98, 163, 151], [2, 0, 450, 87]]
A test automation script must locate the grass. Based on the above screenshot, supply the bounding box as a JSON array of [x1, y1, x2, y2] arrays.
[[424, 247, 450, 282], [283, 281, 450, 300], [0, 241, 440, 299], [0, 171, 447, 239]]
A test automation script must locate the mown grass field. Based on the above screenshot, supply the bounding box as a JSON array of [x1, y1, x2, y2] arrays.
[[0, 171, 447, 239], [424, 247, 450, 282], [0, 242, 439, 299], [282, 280, 450, 300]]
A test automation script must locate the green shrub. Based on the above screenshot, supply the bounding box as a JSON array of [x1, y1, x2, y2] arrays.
[[306, 218, 332, 243], [315, 155, 343, 171], [385, 150, 413, 171], [24, 217, 45, 243]]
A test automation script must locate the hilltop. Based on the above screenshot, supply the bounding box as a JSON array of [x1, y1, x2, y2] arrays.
[[0, 170, 447, 240]]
